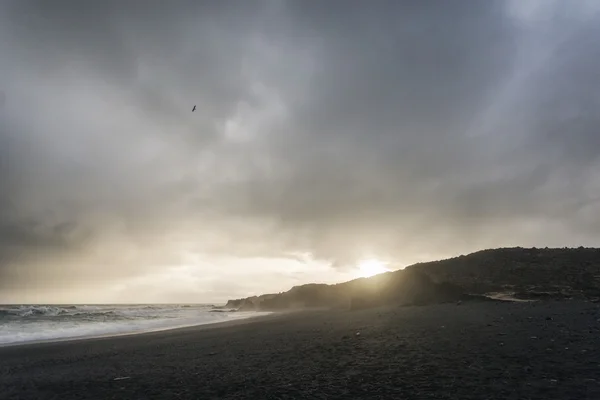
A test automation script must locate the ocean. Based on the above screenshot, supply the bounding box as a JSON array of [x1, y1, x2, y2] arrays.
[[0, 304, 267, 346]]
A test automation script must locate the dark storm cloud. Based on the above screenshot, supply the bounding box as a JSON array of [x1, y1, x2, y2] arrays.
[[212, 1, 600, 263], [1, 0, 600, 300]]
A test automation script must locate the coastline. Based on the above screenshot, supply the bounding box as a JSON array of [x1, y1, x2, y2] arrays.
[[1, 301, 599, 399], [0, 311, 276, 349]]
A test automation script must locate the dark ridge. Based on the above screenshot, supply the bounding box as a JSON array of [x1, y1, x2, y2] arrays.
[[406, 246, 600, 299], [226, 247, 600, 311]]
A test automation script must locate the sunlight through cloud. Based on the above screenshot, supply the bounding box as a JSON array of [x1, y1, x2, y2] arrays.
[[357, 259, 390, 278]]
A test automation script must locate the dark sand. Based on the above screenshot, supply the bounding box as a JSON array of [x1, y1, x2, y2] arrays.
[[1, 301, 599, 399]]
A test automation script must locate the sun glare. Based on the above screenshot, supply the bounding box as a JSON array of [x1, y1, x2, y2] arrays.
[[357, 259, 390, 278]]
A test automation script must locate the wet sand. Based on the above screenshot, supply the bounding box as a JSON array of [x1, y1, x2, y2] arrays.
[[1, 301, 599, 399]]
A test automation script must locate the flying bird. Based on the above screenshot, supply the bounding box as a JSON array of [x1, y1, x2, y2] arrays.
[[192, 105, 196, 112]]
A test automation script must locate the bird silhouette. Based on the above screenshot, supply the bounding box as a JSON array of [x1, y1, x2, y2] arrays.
[[192, 105, 196, 112]]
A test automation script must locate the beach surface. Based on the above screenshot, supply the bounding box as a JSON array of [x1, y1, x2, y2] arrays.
[[1, 301, 599, 399]]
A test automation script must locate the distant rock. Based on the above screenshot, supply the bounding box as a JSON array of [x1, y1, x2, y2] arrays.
[[224, 299, 245, 309]]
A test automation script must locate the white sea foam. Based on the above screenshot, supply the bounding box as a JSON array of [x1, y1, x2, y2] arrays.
[[0, 304, 267, 346]]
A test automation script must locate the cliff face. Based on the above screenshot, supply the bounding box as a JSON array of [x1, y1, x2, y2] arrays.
[[225, 247, 600, 311]]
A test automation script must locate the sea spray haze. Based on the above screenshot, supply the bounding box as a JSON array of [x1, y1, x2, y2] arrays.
[[0, 304, 267, 346]]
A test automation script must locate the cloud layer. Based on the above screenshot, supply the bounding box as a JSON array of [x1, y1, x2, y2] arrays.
[[1, 1, 600, 302]]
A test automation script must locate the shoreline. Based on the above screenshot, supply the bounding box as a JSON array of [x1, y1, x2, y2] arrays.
[[0, 311, 276, 349]]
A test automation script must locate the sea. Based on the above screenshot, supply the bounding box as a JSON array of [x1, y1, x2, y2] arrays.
[[0, 304, 267, 346]]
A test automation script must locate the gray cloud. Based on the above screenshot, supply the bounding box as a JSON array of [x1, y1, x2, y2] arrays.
[[1, 0, 600, 301]]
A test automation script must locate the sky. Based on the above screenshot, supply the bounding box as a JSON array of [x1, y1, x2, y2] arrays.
[[1, 1, 600, 304]]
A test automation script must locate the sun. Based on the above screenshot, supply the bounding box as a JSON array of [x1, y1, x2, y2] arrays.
[[357, 259, 390, 278]]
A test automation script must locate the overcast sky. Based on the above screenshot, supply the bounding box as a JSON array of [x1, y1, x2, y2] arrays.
[[1, 0, 600, 303]]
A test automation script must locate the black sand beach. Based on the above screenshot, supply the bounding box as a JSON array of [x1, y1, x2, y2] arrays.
[[1, 301, 599, 399]]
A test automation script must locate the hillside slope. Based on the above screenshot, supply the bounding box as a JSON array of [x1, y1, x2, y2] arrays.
[[408, 247, 600, 297], [226, 269, 467, 311], [226, 247, 600, 311]]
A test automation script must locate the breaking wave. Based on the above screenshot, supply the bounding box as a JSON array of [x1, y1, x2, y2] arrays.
[[0, 304, 268, 346]]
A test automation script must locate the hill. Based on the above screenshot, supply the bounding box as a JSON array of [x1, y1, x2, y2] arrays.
[[407, 247, 600, 298], [225, 247, 600, 311], [226, 269, 467, 311]]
